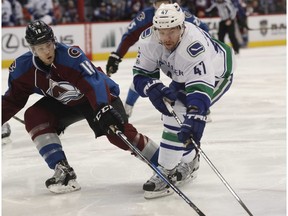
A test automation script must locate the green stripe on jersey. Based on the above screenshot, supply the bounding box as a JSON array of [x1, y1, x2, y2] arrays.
[[212, 76, 230, 100], [213, 39, 233, 78], [133, 68, 160, 79], [186, 83, 214, 99], [162, 131, 181, 143]]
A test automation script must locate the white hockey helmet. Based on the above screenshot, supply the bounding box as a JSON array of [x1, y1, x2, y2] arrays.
[[153, 3, 185, 29]]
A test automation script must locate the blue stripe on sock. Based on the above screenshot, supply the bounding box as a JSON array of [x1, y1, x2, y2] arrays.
[[125, 89, 140, 106], [39, 143, 66, 169]]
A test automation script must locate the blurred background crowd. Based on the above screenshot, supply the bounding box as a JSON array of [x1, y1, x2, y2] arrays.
[[2, 0, 286, 27]]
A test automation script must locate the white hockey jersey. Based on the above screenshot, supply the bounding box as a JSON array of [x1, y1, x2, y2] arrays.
[[25, 0, 53, 23], [133, 22, 235, 111], [2, 0, 13, 26]]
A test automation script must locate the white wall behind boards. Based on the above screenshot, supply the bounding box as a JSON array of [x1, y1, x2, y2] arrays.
[[2, 14, 286, 68]]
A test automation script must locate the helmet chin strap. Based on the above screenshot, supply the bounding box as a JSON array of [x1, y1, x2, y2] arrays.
[[177, 24, 186, 46]]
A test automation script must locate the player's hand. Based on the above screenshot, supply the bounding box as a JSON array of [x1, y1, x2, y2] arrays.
[[95, 104, 124, 134], [178, 108, 207, 146], [106, 52, 122, 76], [145, 80, 176, 116]]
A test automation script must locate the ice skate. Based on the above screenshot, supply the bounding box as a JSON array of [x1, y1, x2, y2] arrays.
[[2, 123, 11, 144], [143, 166, 175, 199], [175, 153, 200, 187], [45, 160, 81, 194], [124, 103, 134, 118]]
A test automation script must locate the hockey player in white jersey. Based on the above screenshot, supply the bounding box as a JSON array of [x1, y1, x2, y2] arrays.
[[25, 0, 54, 24], [133, 3, 235, 198]]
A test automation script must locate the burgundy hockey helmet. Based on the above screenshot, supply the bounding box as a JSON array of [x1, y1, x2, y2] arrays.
[[25, 20, 55, 46]]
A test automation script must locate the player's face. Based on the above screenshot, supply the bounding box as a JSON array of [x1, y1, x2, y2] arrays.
[[157, 27, 182, 51], [32, 41, 55, 65]]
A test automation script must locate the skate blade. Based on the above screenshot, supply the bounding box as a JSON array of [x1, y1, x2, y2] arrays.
[[144, 187, 174, 199], [48, 180, 81, 194]]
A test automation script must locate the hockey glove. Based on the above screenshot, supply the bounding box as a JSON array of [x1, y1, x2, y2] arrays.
[[95, 104, 124, 135], [106, 52, 122, 76], [178, 108, 207, 147], [145, 80, 176, 116]]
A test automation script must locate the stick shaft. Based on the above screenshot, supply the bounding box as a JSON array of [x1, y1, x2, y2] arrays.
[[164, 101, 253, 216], [114, 128, 205, 215]]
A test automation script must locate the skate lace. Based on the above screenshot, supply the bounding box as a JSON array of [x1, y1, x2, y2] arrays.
[[150, 172, 166, 184], [176, 155, 200, 179]]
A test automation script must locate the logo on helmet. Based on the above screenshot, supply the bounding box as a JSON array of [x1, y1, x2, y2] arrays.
[[153, 3, 185, 29], [25, 20, 55, 46]]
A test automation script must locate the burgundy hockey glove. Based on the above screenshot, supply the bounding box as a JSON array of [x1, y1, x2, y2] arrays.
[[106, 52, 122, 76], [95, 104, 124, 135]]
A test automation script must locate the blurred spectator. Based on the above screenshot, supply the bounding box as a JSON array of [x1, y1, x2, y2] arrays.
[[123, 0, 144, 19], [130, 0, 145, 18], [246, 0, 261, 14], [9, 0, 24, 25], [2, 0, 14, 26], [25, 0, 54, 24], [3, 0, 285, 26], [186, 0, 212, 18], [275, 0, 286, 14], [62, 0, 79, 23], [109, 2, 123, 21], [258, 0, 276, 14], [93, 2, 110, 21], [52, 0, 63, 24]]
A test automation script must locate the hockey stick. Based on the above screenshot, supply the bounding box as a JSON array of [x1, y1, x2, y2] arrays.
[[12, 116, 25, 124], [110, 126, 206, 216], [163, 101, 254, 216]]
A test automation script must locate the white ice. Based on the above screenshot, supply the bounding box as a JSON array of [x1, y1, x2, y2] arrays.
[[2, 46, 286, 216]]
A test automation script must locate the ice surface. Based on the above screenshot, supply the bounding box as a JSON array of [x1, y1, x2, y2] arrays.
[[2, 46, 286, 216]]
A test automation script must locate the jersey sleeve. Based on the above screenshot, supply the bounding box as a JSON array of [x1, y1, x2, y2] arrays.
[[132, 28, 161, 97], [183, 10, 210, 33], [57, 45, 119, 111], [2, 56, 35, 124], [116, 7, 154, 58]]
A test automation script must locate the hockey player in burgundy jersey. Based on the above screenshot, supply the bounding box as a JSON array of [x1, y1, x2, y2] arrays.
[[2, 20, 160, 194], [106, 0, 209, 118]]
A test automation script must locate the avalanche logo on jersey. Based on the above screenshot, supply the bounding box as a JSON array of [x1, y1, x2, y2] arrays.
[[46, 79, 84, 104], [184, 10, 193, 19], [136, 11, 145, 22], [68, 47, 82, 58]]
